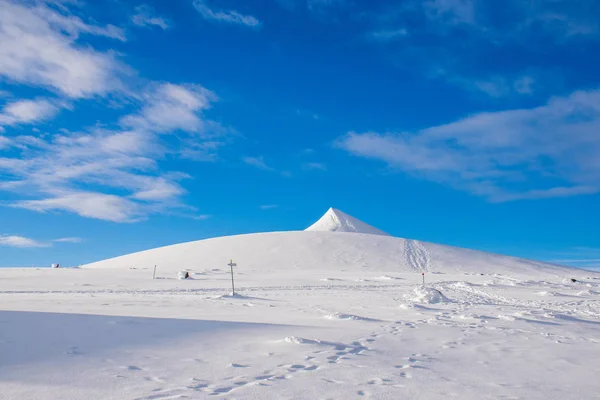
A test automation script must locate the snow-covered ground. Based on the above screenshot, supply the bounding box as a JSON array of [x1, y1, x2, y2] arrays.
[[1, 210, 599, 399]]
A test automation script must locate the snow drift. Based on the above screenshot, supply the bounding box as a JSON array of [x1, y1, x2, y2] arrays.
[[410, 286, 449, 304]]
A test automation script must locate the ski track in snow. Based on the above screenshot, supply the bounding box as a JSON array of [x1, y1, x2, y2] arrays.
[[405, 239, 431, 273]]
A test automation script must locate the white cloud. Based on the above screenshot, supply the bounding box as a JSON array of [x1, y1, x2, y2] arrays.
[[0, 136, 11, 149], [0, 234, 83, 248], [420, 0, 600, 39], [0, 99, 60, 126], [52, 237, 83, 243], [15, 191, 144, 223], [131, 4, 170, 30], [336, 88, 600, 201], [179, 139, 225, 161], [0, 0, 126, 98], [121, 83, 217, 133], [0, 235, 49, 248], [459, 75, 537, 98], [275, 0, 346, 12], [0, 2, 229, 223], [0, 83, 226, 222], [295, 108, 320, 120], [0, 128, 180, 222], [243, 156, 273, 171], [526, 3, 600, 39], [424, 0, 475, 26], [193, 0, 261, 28], [190, 214, 211, 220], [260, 204, 278, 209], [34, 3, 126, 41], [130, 177, 186, 201], [369, 28, 408, 42], [367, 0, 598, 98], [303, 162, 327, 171]]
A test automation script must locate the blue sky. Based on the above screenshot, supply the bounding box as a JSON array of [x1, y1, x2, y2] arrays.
[[0, 0, 599, 270]]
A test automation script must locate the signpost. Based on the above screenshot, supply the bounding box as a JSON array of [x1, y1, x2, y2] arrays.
[[228, 259, 237, 296]]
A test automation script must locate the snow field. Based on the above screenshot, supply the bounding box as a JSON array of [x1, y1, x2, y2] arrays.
[[1, 265, 599, 400], [1, 210, 598, 399]]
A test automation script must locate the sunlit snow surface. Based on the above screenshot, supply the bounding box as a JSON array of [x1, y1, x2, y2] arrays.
[[1, 231, 599, 399], [305, 207, 389, 236]]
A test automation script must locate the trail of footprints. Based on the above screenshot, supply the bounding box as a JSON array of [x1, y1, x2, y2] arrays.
[[129, 319, 436, 399]]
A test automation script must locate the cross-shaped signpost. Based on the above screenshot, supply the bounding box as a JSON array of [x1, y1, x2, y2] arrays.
[[228, 259, 237, 296]]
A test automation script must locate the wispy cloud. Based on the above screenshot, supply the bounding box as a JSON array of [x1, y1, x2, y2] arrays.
[[260, 204, 278, 210], [15, 191, 146, 223], [52, 237, 84, 243], [303, 162, 327, 171], [368, 28, 408, 42], [0, 99, 61, 126], [190, 214, 211, 220], [0, 235, 50, 248], [0, 83, 226, 222], [0, 0, 126, 98], [336, 88, 600, 201], [276, 0, 347, 13], [243, 156, 273, 171], [131, 4, 170, 30], [0, 234, 83, 248], [193, 0, 261, 28], [420, 0, 599, 40], [365, 0, 599, 97], [424, 0, 476, 26], [121, 83, 217, 133], [0, 136, 11, 149], [295, 108, 320, 120]]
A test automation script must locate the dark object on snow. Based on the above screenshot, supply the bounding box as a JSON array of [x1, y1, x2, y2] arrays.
[[177, 271, 190, 280], [571, 278, 577, 283]]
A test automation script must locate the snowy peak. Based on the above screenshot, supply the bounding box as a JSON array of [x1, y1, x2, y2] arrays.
[[305, 208, 389, 236]]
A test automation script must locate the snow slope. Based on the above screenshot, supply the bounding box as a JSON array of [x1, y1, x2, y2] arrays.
[[305, 207, 389, 236], [84, 208, 568, 277], [83, 230, 570, 277]]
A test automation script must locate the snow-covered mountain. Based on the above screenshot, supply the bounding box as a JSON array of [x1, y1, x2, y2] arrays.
[[83, 208, 569, 277], [305, 207, 389, 236]]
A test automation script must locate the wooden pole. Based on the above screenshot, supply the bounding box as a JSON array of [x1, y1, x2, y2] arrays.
[[422, 272, 425, 285], [153, 265, 157, 280], [228, 259, 236, 296]]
